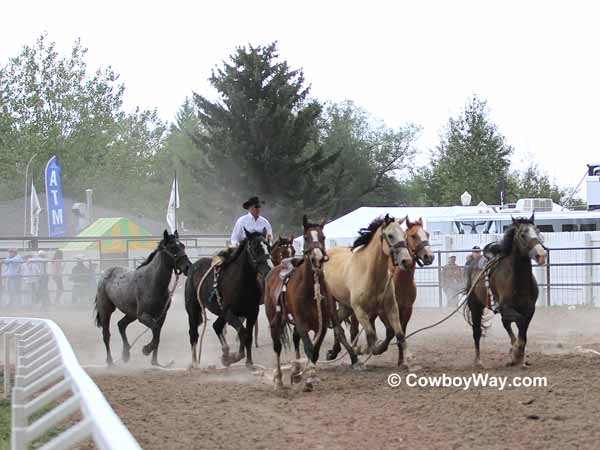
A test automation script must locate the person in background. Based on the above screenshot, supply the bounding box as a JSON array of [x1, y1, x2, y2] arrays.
[[70, 255, 90, 303], [21, 254, 40, 306], [31, 250, 49, 306], [50, 249, 65, 305], [441, 255, 463, 307], [4, 248, 23, 307], [230, 196, 273, 245], [465, 246, 483, 269]]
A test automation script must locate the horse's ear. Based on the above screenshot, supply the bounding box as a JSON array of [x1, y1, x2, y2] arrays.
[[418, 217, 423, 225], [174, 229, 179, 239], [163, 230, 169, 241], [319, 218, 327, 228], [289, 233, 294, 241], [244, 227, 251, 239], [384, 213, 390, 222], [262, 227, 267, 237], [530, 212, 535, 223], [278, 234, 282, 241], [405, 216, 412, 227], [511, 216, 517, 225], [398, 215, 408, 225], [302, 215, 308, 230]]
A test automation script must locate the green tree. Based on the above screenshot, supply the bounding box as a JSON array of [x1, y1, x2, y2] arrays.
[[191, 42, 336, 229], [507, 163, 567, 204], [427, 96, 513, 205], [0, 33, 165, 211], [315, 101, 420, 218]]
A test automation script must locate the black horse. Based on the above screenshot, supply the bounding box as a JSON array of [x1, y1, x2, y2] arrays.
[[185, 228, 273, 368], [94, 230, 191, 366], [465, 214, 546, 368]]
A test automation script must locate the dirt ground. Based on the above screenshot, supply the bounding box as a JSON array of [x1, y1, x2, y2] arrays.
[[3, 295, 600, 450]]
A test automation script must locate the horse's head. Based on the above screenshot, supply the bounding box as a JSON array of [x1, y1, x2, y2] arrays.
[[271, 234, 296, 265], [160, 229, 191, 275], [511, 213, 546, 265], [405, 217, 435, 266], [380, 214, 412, 271], [302, 215, 327, 271], [243, 227, 274, 281]]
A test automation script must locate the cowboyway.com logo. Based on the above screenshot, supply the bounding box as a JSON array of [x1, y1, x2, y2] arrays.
[[387, 372, 547, 391]]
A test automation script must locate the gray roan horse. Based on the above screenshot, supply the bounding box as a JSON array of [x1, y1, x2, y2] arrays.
[[94, 230, 191, 366]]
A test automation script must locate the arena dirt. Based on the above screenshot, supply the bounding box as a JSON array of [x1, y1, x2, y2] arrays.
[[5, 295, 600, 450]]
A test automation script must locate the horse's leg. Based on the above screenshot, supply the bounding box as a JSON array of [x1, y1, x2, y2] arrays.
[[291, 327, 303, 384], [187, 300, 201, 369], [468, 297, 485, 368], [224, 310, 247, 365], [95, 291, 116, 366], [375, 292, 405, 357], [326, 303, 354, 361], [254, 319, 259, 348], [298, 327, 319, 392], [101, 309, 115, 366], [502, 319, 517, 356], [270, 316, 284, 390], [512, 314, 533, 368], [213, 316, 230, 366], [117, 315, 136, 363], [149, 313, 169, 366], [244, 305, 259, 369]]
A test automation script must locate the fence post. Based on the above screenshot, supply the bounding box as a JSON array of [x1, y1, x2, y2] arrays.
[[3, 333, 9, 399], [585, 234, 593, 305], [546, 248, 551, 307], [437, 250, 443, 308]]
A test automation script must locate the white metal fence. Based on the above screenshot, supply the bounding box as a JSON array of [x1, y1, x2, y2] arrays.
[[1, 317, 141, 450]]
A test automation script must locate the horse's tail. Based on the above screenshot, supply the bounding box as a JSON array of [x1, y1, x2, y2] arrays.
[[278, 310, 292, 351]]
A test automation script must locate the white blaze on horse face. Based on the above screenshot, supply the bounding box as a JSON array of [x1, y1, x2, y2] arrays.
[[310, 230, 324, 264], [262, 242, 274, 269], [525, 225, 546, 265], [385, 222, 412, 268]]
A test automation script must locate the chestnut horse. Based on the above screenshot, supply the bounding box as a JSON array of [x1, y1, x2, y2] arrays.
[[323, 215, 413, 357], [465, 214, 546, 368], [265, 217, 330, 390], [328, 218, 435, 366]]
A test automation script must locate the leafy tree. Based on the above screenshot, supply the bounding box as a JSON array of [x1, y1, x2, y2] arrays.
[[315, 101, 420, 218], [0, 33, 165, 211], [426, 96, 513, 205], [191, 42, 336, 229], [507, 163, 567, 204]]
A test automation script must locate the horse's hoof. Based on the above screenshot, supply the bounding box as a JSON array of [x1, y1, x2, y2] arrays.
[[246, 362, 255, 371], [291, 372, 303, 384], [122, 352, 130, 363], [306, 376, 320, 385], [142, 344, 153, 356], [228, 352, 244, 364], [221, 355, 231, 367], [372, 340, 388, 356], [351, 362, 365, 371], [326, 350, 339, 361], [303, 382, 314, 392]]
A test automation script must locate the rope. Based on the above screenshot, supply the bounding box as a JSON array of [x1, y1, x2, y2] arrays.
[[195, 262, 219, 368], [311, 270, 324, 346]]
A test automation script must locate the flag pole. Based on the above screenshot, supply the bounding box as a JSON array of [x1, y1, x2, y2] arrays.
[[23, 153, 37, 241], [174, 170, 177, 233]]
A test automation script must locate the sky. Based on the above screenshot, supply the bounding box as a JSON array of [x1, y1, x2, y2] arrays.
[[1, 0, 598, 201]]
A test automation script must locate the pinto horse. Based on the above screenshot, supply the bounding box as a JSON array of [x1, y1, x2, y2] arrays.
[[323, 215, 413, 358], [465, 214, 546, 368], [329, 218, 435, 366], [94, 230, 191, 366], [185, 228, 273, 368]]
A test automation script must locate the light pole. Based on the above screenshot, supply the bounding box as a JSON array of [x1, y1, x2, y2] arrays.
[[23, 153, 38, 240]]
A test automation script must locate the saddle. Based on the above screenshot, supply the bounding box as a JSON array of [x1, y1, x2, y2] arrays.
[[482, 242, 502, 314], [273, 257, 304, 319]]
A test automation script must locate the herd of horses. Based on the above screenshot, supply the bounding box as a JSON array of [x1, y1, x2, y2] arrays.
[[94, 213, 546, 390]]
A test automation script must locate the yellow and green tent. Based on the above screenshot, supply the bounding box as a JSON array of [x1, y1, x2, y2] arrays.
[[61, 218, 157, 253]]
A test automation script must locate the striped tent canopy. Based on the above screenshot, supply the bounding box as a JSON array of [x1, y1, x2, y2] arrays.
[[61, 217, 157, 253]]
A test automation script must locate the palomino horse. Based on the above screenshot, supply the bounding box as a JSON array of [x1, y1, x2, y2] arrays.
[[185, 229, 273, 368], [264, 216, 358, 391], [253, 235, 297, 348], [465, 214, 546, 368], [94, 230, 191, 366], [329, 218, 435, 366], [324, 215, 413, 357]]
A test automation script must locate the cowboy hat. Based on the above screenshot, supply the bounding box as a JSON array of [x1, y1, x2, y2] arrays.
[[242, 196, 264, 210]]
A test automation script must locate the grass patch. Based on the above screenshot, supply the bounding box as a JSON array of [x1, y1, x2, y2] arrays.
[[0, 373, 11, 450]]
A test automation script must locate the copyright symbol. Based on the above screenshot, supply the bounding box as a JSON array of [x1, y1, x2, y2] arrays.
[[387, 373, 402, 387]]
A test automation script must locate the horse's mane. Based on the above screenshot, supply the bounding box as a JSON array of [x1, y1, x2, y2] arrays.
[[222, 231, 265, 268], [136, 248, 158, 270], [351, 216, 393, 250]]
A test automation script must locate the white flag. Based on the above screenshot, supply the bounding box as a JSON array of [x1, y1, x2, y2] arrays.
[[166, 177, 180, 233], [30, 181, 42, 236]]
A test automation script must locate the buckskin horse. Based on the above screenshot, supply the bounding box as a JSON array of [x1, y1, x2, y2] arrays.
[[264, 216, 358, 391], [185, 228, 273, 368], [465, 214, 546, 368], [329, 218, 435, 366], [323, 215, 413, 357], [94, 230, 191, 366]]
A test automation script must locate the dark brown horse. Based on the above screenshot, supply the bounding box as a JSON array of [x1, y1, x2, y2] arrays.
[[270, 235, 296, 265], [329, 218, 435, 366], [465, 214, 546, 368], [264, 216, 358, 391]]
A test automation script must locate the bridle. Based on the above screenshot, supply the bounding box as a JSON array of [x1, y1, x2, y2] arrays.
[[514, 223, 546, 254], [245, 237, 273, 271], [407, 228, 431, 267], [303, 229, 328, 272], [380, 222, 408, 267], [273, 240, 295, 262], [159, 240, 187, 275]]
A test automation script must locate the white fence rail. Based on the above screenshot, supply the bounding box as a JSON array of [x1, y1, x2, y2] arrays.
[[1, 317, 141, 450]]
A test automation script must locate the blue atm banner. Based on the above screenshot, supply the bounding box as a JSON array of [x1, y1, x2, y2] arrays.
[[45, 155, 67, 237]]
